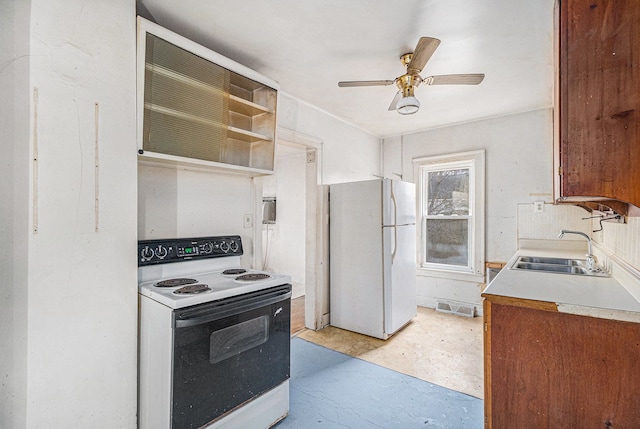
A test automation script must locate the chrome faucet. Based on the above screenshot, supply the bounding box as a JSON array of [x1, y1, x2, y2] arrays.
[[558, 229, 598, 271]]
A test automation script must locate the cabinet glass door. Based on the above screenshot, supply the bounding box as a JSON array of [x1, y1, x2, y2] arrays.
[[143, 34, 229, 163]]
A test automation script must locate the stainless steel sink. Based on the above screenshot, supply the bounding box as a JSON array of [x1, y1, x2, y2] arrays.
[[510, 256, 610, 277], [517, 256, 583, 266], [513, 262, 588, 274]]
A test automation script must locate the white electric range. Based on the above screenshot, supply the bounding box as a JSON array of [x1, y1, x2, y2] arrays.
[[138, 235, 292, 429]]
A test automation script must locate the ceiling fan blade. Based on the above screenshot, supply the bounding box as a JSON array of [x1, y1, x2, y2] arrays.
[[424, 73, 485, 85], [338, 80, 395, 87], [407, 37, 441, 75], [388, 91, 402, 111]]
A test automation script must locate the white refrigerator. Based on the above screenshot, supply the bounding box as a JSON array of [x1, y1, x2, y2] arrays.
[[329, 178, 417, 340]]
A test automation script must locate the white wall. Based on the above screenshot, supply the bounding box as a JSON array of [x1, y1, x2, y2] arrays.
[[1, 0, 138, 427], [260, 148, 307, 288], [138, 165, 257, 266], [383, 108, 553, 310], [278, 93, 381, 184], [517, 203, 591, 242], [1, 1, 31, 426]]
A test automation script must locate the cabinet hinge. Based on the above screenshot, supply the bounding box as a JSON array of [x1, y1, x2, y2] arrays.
[[484, 322, 488, 332], [558, 166, 563, 176]]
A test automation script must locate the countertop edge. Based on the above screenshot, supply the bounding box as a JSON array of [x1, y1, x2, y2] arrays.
[[556, 303, 640, 324]]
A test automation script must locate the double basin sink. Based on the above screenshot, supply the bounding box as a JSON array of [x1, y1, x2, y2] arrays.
[[510, 256, 610, 277]]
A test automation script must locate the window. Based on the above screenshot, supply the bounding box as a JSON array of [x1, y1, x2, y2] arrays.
[[414, 151, 485, 279]]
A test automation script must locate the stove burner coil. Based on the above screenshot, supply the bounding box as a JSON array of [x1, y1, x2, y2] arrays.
[[173, 284, 211, 294], [155, 278, 198, 288], [235, 273, 270, 281], [222, 268, 247, 275]]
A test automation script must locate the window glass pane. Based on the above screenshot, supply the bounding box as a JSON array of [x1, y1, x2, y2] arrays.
[[425, 219, 469, 266], [427, 169, 470, 215]]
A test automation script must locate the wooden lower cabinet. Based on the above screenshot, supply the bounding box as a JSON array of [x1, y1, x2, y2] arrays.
[[484, 299, 640, 429]]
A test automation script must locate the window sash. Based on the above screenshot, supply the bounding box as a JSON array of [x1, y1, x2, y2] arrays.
[[422, 216, 473, 271], [420, 160, 475, 272], [425, 168, 471, 217]]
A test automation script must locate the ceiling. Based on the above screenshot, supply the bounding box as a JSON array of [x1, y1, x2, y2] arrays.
[[138, 0, 556, 138]]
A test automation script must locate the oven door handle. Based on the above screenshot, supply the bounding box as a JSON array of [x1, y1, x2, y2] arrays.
[[174, 285, 292, 328]]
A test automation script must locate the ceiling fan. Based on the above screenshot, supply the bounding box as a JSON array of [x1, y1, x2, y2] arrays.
[[338, 37, 485, 115]]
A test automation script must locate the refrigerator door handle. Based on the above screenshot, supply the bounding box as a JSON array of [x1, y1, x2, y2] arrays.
[[390, 181, 398, 226], [391, 225, 398, 263], [390, 182, 398, 263]]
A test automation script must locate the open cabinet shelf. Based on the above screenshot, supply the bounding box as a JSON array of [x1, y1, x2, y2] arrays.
[[144, 103, 273, 143], [229, 94, 272, 116], [137, 17, 278, 174]]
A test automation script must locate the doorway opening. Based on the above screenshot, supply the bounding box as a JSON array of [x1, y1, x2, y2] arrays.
[[255, 129, 328, 334]]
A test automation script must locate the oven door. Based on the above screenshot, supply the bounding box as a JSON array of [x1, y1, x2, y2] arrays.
[[171, 284, 291, 429]]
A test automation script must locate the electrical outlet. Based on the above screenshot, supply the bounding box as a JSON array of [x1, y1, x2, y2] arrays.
[[243, 214, 253, 228], [534, 201, 544, 213]]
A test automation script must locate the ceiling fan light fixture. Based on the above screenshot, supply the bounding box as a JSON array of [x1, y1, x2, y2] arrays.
[[337, 36, 485, 116], [397, 96, 420, 115]]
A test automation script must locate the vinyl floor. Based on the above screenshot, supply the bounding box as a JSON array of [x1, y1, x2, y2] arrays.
[[275, 337, 483, 429], [296, 306, 484, 398]]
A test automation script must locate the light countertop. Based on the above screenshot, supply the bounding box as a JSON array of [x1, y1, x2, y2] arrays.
[[482, 242, 640, 322]]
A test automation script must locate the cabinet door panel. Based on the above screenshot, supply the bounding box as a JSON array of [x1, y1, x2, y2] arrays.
[[560, 0, 640, 206], [488, 303, 640, 428]]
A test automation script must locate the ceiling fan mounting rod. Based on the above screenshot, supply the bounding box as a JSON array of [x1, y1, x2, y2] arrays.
[[400, 53, 424, 77], [400, 53, 414, 69]]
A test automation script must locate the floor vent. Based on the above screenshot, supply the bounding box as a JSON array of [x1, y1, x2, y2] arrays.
[[435, 300, 476, 318]]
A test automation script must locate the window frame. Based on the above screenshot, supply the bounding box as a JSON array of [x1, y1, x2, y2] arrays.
[[413, 150, 485, 282]]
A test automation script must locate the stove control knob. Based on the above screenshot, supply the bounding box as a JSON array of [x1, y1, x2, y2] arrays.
[[155, 245, 168, 259], [201, 242, 213, 254], [229, 240, 239, 252], [220, 241, 230, 253], [141, 245, 155, 262]]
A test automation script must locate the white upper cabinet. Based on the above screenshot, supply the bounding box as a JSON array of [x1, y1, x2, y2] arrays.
[[136, 17, 278, 175]]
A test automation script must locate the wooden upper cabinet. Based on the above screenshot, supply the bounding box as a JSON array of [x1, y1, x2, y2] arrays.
[[558, 0, 640, 208]]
